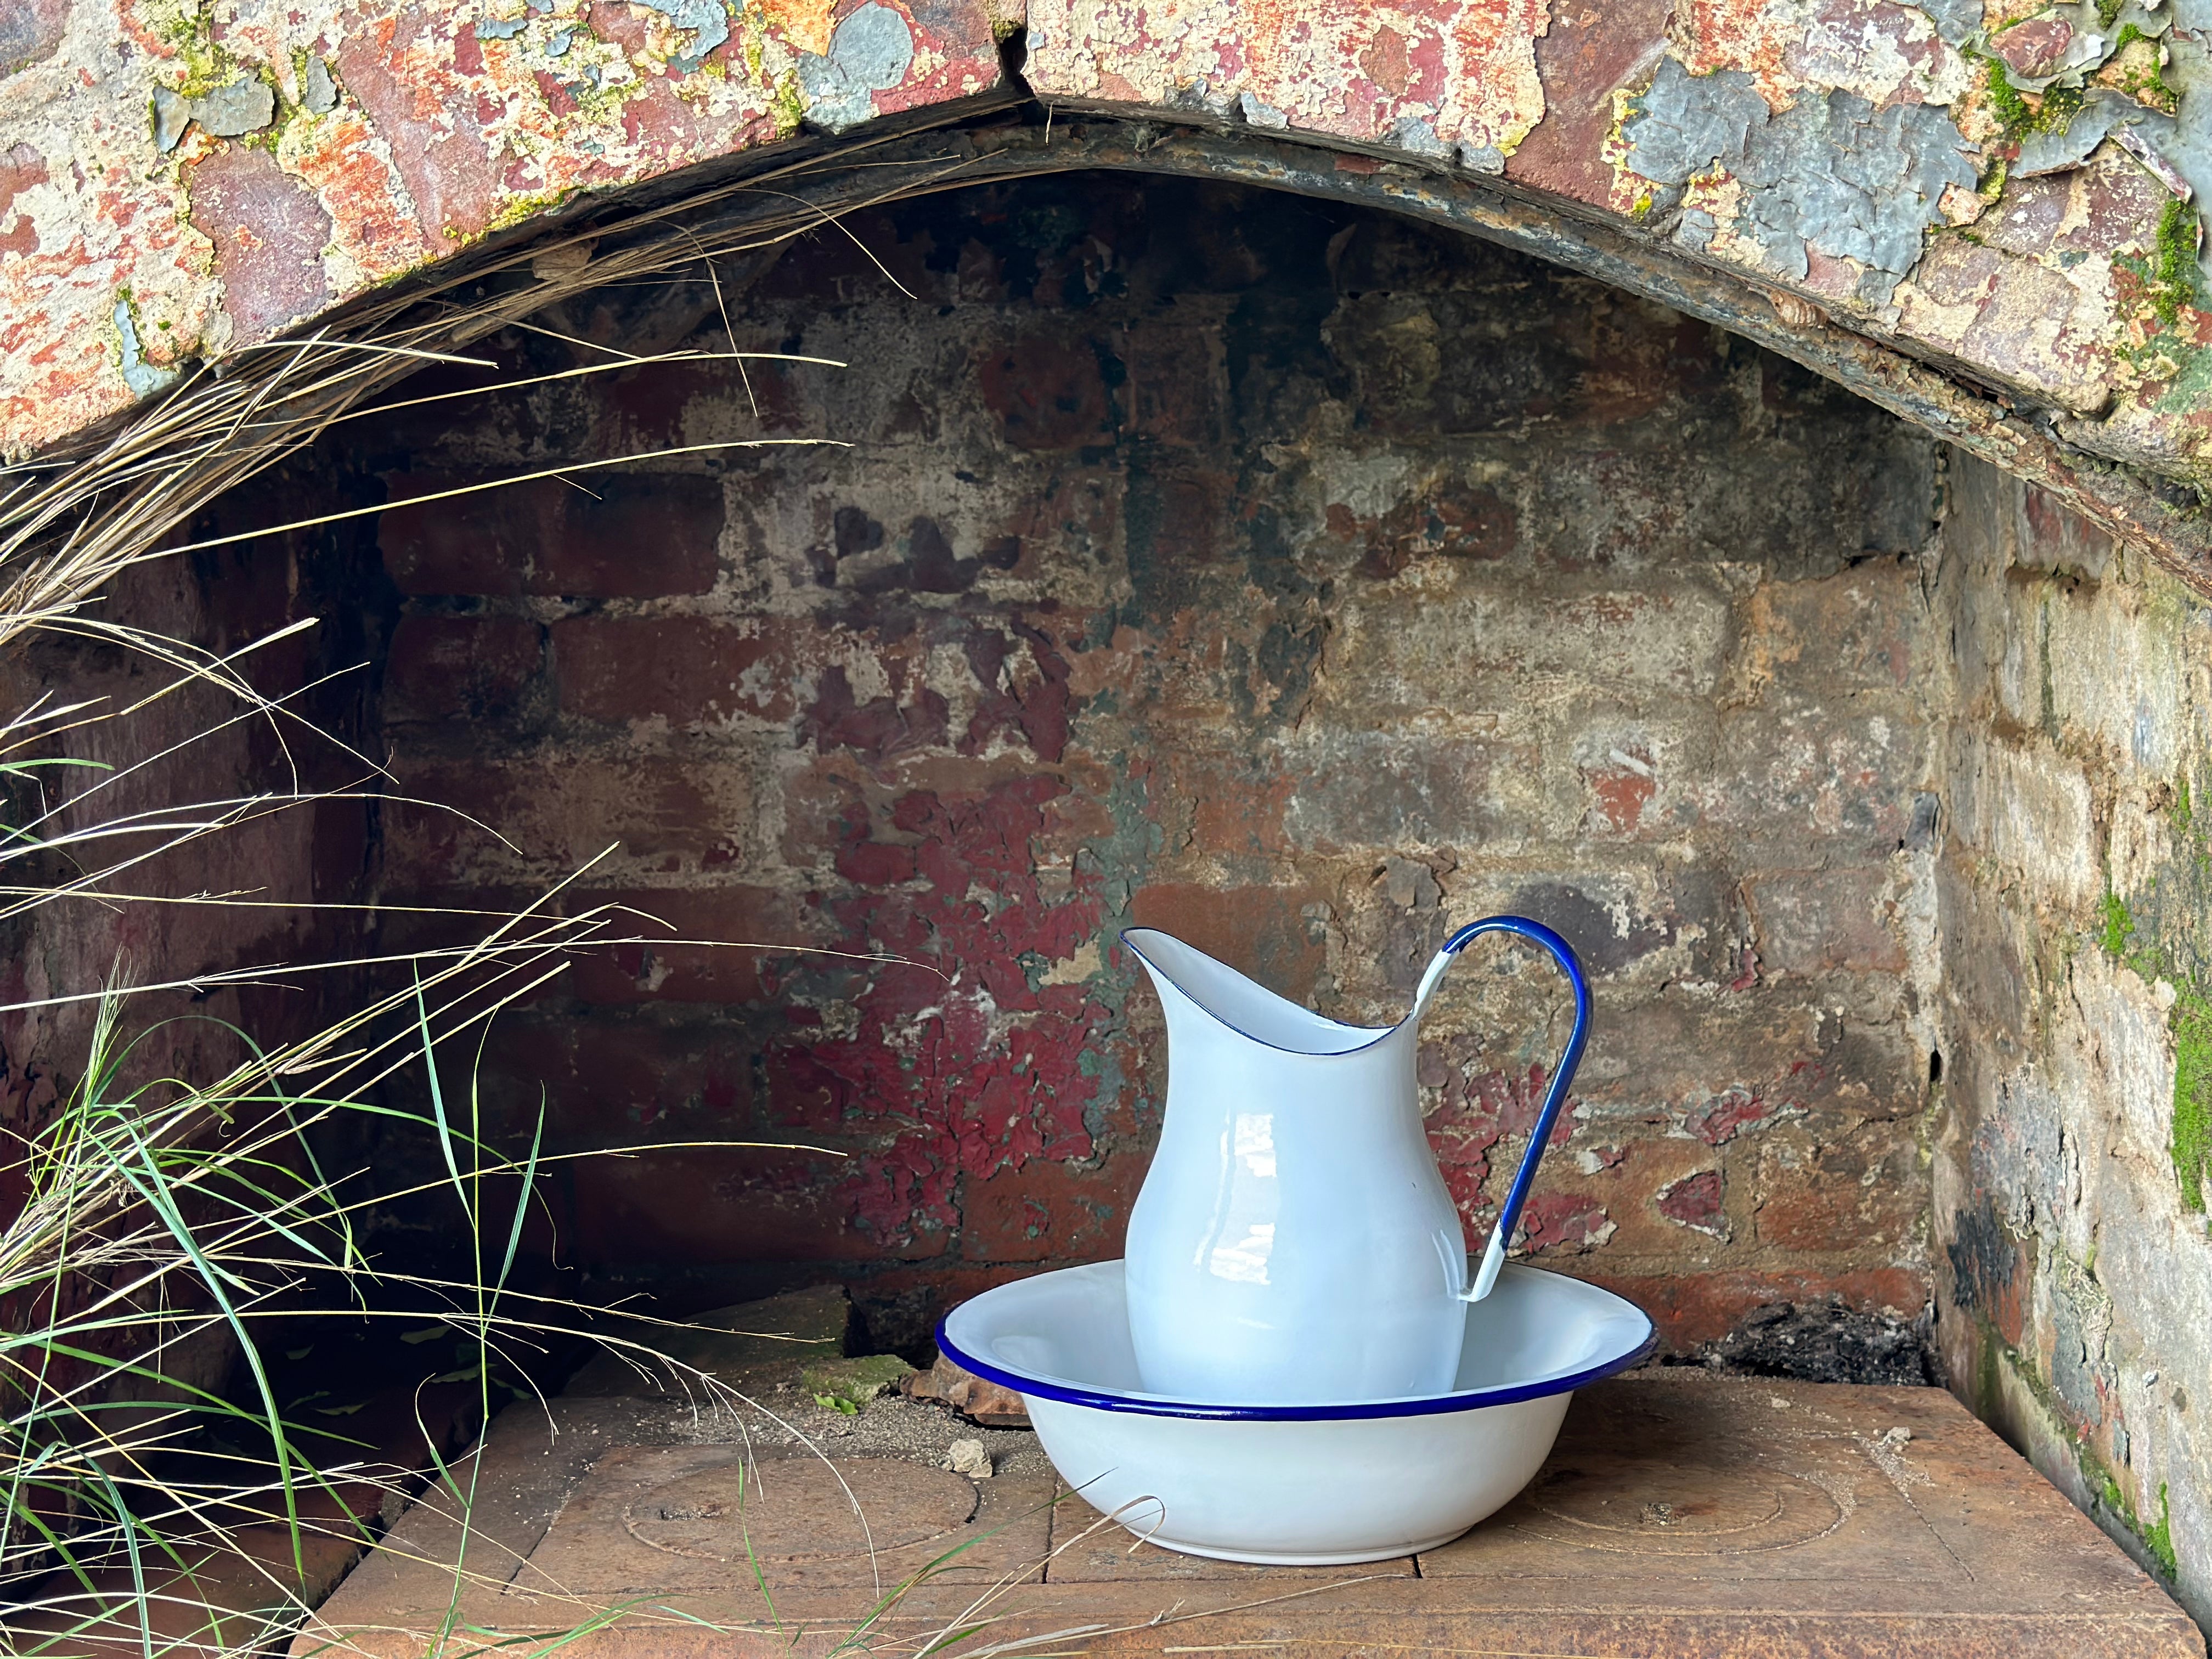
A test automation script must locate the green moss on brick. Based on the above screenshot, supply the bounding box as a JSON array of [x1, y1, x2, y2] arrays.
[[2150, 198, 2202, 326], [2145, 1483, 2178, 1581], [2112, 24, 2180, 111], [2101, 890, 2138, 957], [771, 71, 805, 137], [1976, 50, 2034, 136], [2171, 992, 2212, 1211]]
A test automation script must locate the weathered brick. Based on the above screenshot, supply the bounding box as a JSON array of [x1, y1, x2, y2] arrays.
[[1278, 730, 1517, 852], [331, 178, 1961, 1361], [483, 1015, 752, 1148], [2014, 481, 2113, 582], [1323, 584, 1733, 712], [380, 472, 723, 597], [1655, 1168, 1729, 1240], [977, 331, 1110, 451], [1697, 709, 1925, 848], [1755, 1124, 1927, 1256], [1739, 565, 1921, 698], [554, 616, 797, 726], [564, 886, 804, 1005], [383, 754, 757, 887], [1748, 866, 1907, 976], [958, 1153, 1141, 1262], [569, 1147, 919, 1272], [384, 614, 543, 723], [1946, 732, 2099, 905], [1590, 1268, 1932, 1351], [1118, 324, 1223, 447], [1127, 881, 1330, 1003]]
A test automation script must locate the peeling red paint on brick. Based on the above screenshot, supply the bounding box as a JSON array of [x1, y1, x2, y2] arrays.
[[1656, 1167, 1727, 1239], [186, 146, 336, 345]]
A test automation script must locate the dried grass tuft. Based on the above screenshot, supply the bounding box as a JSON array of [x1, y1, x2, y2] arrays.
[[0, 112, 1098, 1657]]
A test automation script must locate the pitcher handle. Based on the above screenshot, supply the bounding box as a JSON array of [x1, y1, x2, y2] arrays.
[[1413, 916, 1592, 1305]]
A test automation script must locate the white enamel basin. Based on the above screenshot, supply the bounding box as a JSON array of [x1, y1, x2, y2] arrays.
[[938, 1259, 1655, 1565]]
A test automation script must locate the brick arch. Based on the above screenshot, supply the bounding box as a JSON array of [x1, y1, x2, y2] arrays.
[[5, 0, 2208, 577]]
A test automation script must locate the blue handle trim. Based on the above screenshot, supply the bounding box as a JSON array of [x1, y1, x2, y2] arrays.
[[1436, 916, 1592, 1274]]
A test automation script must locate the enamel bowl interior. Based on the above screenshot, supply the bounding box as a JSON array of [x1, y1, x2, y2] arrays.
[[937, 1261, 1656, 1566]]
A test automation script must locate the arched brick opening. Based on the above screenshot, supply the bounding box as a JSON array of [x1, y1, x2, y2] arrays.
[[8, 88, 2212, 1620]]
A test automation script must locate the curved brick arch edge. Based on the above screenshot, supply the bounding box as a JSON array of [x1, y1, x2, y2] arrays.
[[35, 100, 2212, 591]]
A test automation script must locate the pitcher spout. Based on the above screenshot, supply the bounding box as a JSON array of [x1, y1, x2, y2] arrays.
[[1120, 928, 1387, 1057]]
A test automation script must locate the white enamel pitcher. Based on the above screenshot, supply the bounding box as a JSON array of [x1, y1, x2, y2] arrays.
[[1120, 916, 1591, 1406]]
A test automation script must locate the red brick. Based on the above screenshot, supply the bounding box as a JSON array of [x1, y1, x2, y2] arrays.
[[1585, 1268, 1932, 1351], [2018, 480, 2114, 578], [1561, 1137, 1729, 1257], [385, 614, 542, 722], [1656, 1168, 1729, 1240], [1127, 881, 1330, 1004], [1579, 746, 1658, 836], [1517, 1190, 1614, 1254], [958, 1152, 1142, 1263], [977, 331, 1110, 450], [564, 885, 805, 1005], [483, 1016, 752, 1146], [383, 754, 753, 887], [379, 472, 722, 597], [554, 615, 798, 726], [1119, 324, 1222, 447], [1753, 1125, 1925, 1255], [1751, 565, 1920, 695], [1165, 750, 1294, 859], [568, 1147, 913, 1272]]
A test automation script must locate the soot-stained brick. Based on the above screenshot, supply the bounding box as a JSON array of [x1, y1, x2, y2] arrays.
[[1684, 1295, 1936, 1385]]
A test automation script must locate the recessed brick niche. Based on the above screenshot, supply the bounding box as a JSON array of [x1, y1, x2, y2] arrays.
[[361, 171, 1945, 1348], [16, 168, 2208, 1611]]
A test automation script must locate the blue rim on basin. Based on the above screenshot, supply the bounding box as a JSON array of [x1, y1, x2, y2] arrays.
[[938, 1261, 1658, 1422]]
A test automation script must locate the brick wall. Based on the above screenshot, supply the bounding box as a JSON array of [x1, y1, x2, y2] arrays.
[[0, 484, 383, 1165], [358, 172, 1945, 1352], [1932, 451, 2212, 1623]]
